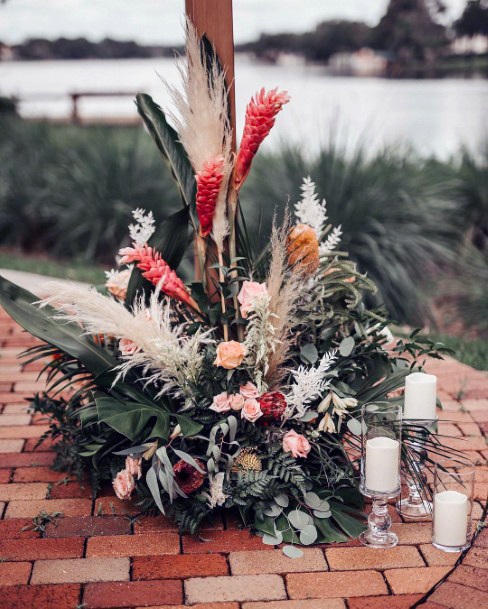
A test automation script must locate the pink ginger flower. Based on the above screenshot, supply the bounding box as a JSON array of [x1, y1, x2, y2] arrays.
[[196, 155, 226, 237], [234, 88, 290, 192], [119, 243, 195, 309]]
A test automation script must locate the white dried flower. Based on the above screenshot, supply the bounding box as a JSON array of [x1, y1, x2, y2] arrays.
[[319, 226, 343, 257], [105, 268, 132, 301], [294, 176, 327, 237], [285, 350, 338, 419], [318, 412, 336, 433], [203, 472, 227, 509], [128, 208, 155, 246]]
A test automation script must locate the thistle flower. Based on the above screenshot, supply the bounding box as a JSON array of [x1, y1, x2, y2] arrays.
[[287, 223, 320, 276], [258, 391, 287, 421], [196, 155, 226, 237], [234, 88, 290, 192], [119, 243, 196, 310]]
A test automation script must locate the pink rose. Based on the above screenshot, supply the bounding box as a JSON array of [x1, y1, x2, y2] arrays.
[[229, 394, 245, 411], [282, 429, 311, 459], [119, 338, 139, 356], [214, 341, 246, 369], [240, 382, 260, 399], [241, 398, 263, 423], [125, 456, 142, 480], [237, 281, 268, 318], [112, 469, 135, 500], [210, 392, 233, 413]]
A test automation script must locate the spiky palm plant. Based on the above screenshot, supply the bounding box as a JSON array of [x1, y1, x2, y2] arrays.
[[240, 141, 462, 325]]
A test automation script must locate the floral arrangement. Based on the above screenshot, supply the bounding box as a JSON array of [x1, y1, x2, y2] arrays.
[[0, 21, 450, 553]]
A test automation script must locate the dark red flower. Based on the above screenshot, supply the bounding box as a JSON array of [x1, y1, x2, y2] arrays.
[[173, 459, 205, 495], [258, 391, 287, 421]]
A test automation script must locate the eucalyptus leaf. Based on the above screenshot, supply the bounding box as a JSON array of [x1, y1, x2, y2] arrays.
[[262, 532, 283, 545], [172, 448, 206, 473], [300, 411, 318, 423], [304, 492, 322, 509], [347, 418, 363, 436], [313, 510, 332, 519], [299, 524, 318, 545], [146, 465, 165, 514], [300, 343, 319, 365], [339, 336, 355, 357], [227, 415, 238, 442], [288, 509, 311, 530], [263, 504, 283, 518], [282, 545, 304, 559], [274, 494, 289, 508]]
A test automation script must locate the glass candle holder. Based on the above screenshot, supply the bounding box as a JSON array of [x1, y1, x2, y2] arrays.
[[396, 417, 437, 521], [360, 401, 402, 549], [432, 459, 475, 552]]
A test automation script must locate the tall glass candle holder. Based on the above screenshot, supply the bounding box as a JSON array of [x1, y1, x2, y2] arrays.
[[432, 459, 475, 552], [396, 417, 437, 521], [360, 401, 402, 549]]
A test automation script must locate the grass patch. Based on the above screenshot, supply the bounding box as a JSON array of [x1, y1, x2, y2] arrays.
[[0, 250, 106, 285], [429, 333, 488, 371]]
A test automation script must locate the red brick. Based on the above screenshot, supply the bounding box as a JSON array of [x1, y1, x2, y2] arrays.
[[474, 527, 488, 549], [23, 436, 59, 451], [462, 547, 488, 570], [0, 425, 49, 439], [0, 518, 41, 539], [391, 523, 432, 545], [0, 452, 54, 467], [286, 571, 388, 599], [45, 515, 131, 538], [385, 566, 451, 594], [325, 546, 424, 570], [241, 602, 345, 609], [449, 564, 488, 592], [420, 544, 461, 566], [133, 514, 179, 533], [93, 496, 141, 516], [229, 548, 327, 575], [48, 480, 92, 499], [12, 467, 68, 483], [0, 468, 11, 483], [0, 439, 24, 452], [0, 562, 31, 585], [143, 605, 239, 609], [0, 537, 83, 561], [0, 482, 48, 501], [348, 595, 423, 609], [132, 554, 228, 580], [185, 574, 286, 604], [31, 557, 130, 584], [83, 580, 183, 608], [183, 528, 270, 553], [5, 498, 92, 518], [429, 581, 488, 609], [0, 583, 81, 609], [86, 532, 180, 557]]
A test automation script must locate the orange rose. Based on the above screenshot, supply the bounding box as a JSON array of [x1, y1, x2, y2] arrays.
[[214, 340, 246, 370]]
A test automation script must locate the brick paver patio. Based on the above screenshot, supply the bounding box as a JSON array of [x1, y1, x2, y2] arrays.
[[0, 305, 486, 609]]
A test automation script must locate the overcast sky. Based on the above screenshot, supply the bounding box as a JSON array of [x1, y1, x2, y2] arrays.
[[0, 0, 467, 45]]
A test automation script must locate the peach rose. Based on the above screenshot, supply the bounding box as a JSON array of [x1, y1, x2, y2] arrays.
[[237, 281, 268, 318], [214, 341, 246, 369], [119, 338, 139, 356], [106, 269, 131, 301], [125, 456, 142, 480], [240, 382, 260, 399], [282, 429, 311, 459], [229, 394, 245, 411], [210, 392, 233, 413], [241, 398, 263, 423], [112, 469, 135, 500]]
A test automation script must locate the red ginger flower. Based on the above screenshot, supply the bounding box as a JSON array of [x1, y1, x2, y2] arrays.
[[234, 88, 290, 192], [196, 155, 226, 237], [119, 244, 195, 308], [258, 391, 287, 421]]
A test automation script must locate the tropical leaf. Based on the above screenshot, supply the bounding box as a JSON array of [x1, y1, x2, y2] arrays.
[[136, 93, 196, 209], [95, 395, 170, 441]]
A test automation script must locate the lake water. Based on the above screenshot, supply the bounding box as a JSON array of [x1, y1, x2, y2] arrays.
[[1, 56, 487, 159]]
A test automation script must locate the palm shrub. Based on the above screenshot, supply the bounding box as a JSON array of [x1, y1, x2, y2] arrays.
[[240, 141, 462, 325]]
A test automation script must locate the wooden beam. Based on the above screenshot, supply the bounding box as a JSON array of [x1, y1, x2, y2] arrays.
[[185, 0, 236, 152]]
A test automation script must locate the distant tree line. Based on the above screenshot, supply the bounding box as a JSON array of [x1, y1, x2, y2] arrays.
[[4, 37, 181, 61]]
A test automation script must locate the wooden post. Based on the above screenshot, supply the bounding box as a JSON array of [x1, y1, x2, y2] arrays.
[[184, 0, 236, 152], [186, 0, 238, 316]]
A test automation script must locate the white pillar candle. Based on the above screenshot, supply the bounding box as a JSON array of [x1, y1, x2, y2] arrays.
[[433, 490, 468, 547], [365, 436, 400, 494], [404, 372, 437, 420]]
